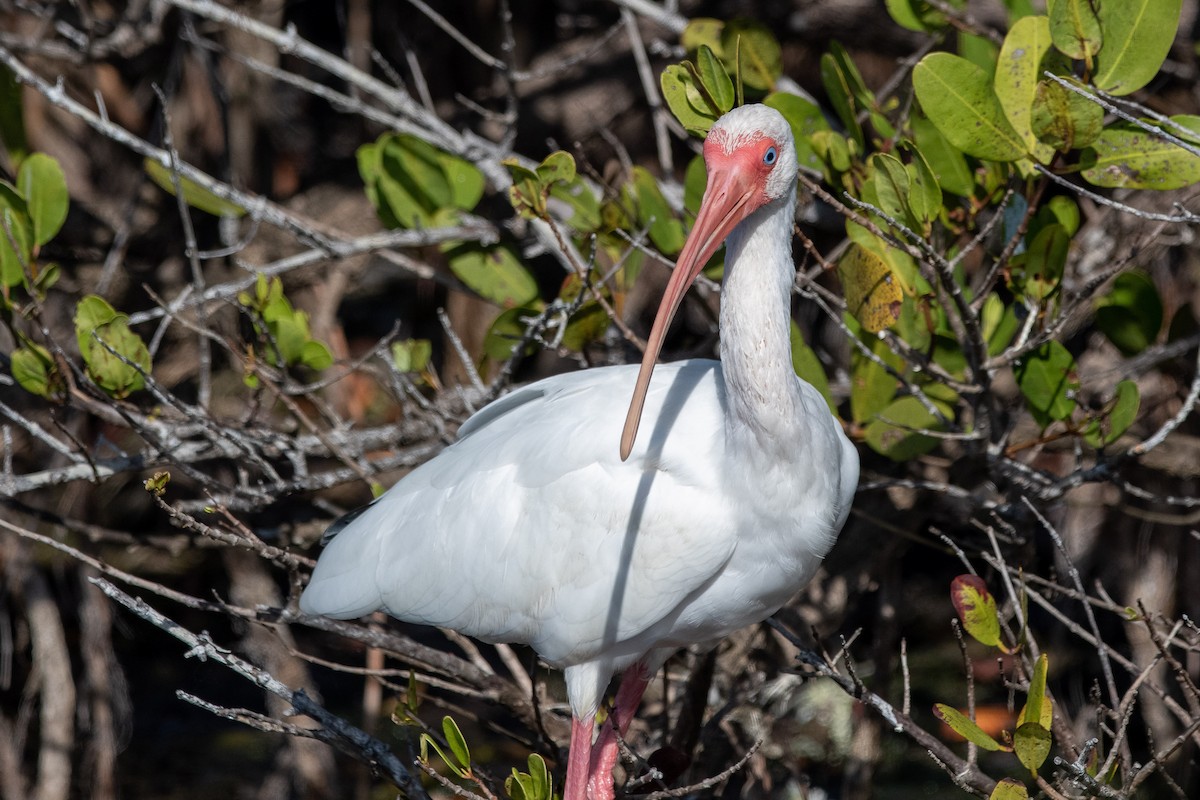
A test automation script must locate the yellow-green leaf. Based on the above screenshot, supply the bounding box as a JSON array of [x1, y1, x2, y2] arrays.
[[993, 15, 1056, 164], [1080, 118, 1200, 190], [933, 703, 1005, 751], [913, 53, 1026, 162], [1093, 0, 1182, 96], [144, 158, 246, 218], [989, 778, 1030, 800], [1014, 721, 1052, 775], [839, 244, 903, 333], [446, 244, 539, 308], [951, 574, 1002, 647], [17, 153, 68, 246], [1047, 0, 1101, 63]]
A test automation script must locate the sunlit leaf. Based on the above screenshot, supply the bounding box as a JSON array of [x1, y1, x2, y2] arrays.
[[951, 574, 1002, 647], [17, 153, 68, 246], [933, 703, 1005, 751], [1080, 117, 1200, 190], [1014, 721, 1052, 775], [913, 53, 1026, 162], [721, 19, 781, 91], [989, 778, 1030, 800], [1093, 0, 1182, 96], [695, 45, 734, 114], [993, 15, 1056, 164], [1047, 0, 1101, 63], [446, 244, 539, 308]]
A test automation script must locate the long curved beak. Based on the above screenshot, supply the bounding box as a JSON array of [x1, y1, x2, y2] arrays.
[[619, 163, 760, 460]]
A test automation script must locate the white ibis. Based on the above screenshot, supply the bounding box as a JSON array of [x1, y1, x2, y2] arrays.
[[300, 104, 859, 800]]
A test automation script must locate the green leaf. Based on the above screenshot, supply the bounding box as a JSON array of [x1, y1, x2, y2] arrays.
[[959, 31, 999, 78], [839, 243, 903, 333], [790, 321, 835, 414], [11, 343, 58, 398], [994, 15, 1056, 164], [75, 295, 120, 353], [16, 153, 68, 246], [865, 395, 944, 461], [763, 92, 831, 175], [911, 112, 974, 197], [504, 159, 546, 219], [550, 178, 601, 232], [886, 0, 955, 32], [632, 167, 685, 256], [913, 53, 1026, 162], [85, 316, 152, 398], [982, 294, 1020, 356], [1015, 340, 1077, 427], [1012, 223, 1068, 302], [1095, 271, 1162, 355], [681, 18, 724, 54], [820, 53, 864, 151], [1032, 78, 1103, 152], [989, 778, 1030, 800], [1021, 653, 1051, 732], [1084, 380, 1140, 447], [720, 19, 781, 91], [419, 733, 468, 779], [0, 187, 33, 288], [377, 134, 451, 226], [1080, 118, 1200, 190], [850, 331, 901, 425], [392, 339, 432, 373], [438, 151, 486, 212], [561, 302, 609, 352], [661, 64, 716, 136], [442, 716, 471, 773], [695, 45, 734, 114], [535, 151, 576, 187], [904, 145, 942, 226], [950, 574, 1002, 647], [1047, 0, 1101, 63], [482, 306, 539, 363], [0, 66, 28, 166], [1093, 0, 1182, 96], [1014, 721, 1052, 775], [385, 134, 451, 211], [144, 158, 246, 218], [446, 244, 539, 308], [932, 703, 1005, 751], [357, 141, 402, 229], [300, 339, 334, 371], [1038, 195, 1081, 236]]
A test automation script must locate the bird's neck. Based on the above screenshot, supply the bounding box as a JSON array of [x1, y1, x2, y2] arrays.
[[718, 185, 803, 452]]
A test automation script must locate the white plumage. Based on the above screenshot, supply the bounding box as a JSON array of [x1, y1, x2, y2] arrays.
[[301, 104, 859, 800]]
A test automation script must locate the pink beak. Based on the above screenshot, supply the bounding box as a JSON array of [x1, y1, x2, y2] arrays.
[[620, 160, 763, 460]]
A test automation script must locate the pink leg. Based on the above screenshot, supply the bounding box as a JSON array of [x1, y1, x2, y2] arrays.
[[586, 666, 651, 800], [564, 714, 594, 800]]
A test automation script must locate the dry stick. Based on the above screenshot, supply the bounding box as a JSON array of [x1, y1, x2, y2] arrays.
[[950, 619, 979, 770], [89, 578, 433, 800], [151, 83, 212, 410], [1130, 342, 1200, 457], [623, 8, 673, 176]]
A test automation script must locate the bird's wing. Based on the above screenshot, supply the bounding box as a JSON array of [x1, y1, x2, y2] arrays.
[[300, 361, 739, 665]]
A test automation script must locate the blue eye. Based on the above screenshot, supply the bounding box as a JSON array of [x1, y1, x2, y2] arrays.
[[763, 146, 777, 165]]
